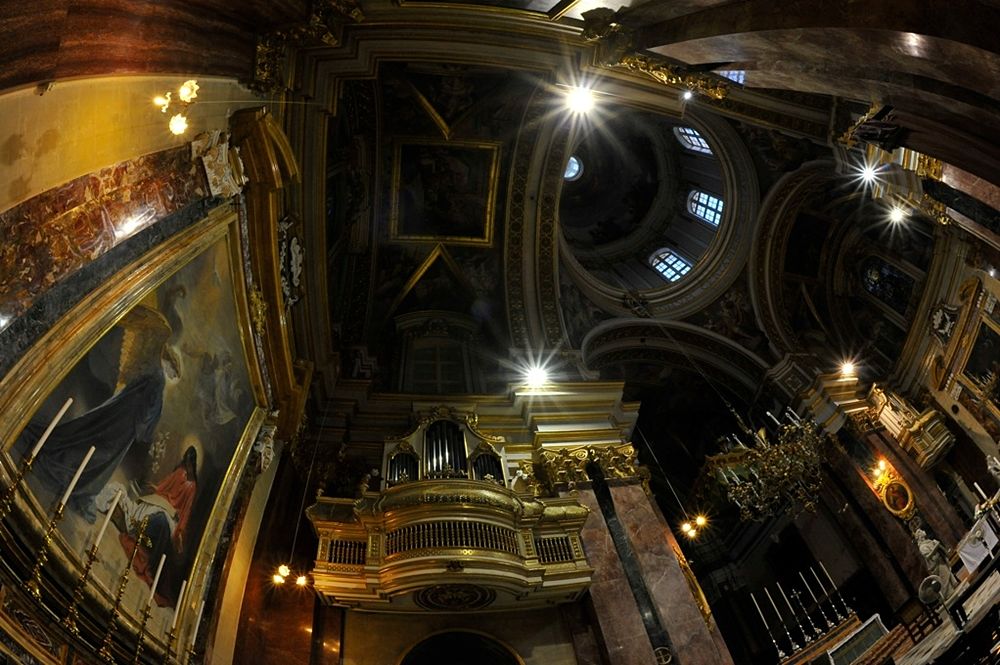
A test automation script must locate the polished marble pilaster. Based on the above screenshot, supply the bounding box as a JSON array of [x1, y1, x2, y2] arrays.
[[575, 488, 657, 665], [609, 482, 735, 665]]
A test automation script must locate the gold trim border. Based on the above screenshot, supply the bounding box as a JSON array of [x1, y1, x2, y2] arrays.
[[388, 137, 501, 247], [0, 203, 268, 651]]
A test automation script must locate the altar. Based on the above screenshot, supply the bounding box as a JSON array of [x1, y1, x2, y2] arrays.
[[957, 507, 1000, 575]]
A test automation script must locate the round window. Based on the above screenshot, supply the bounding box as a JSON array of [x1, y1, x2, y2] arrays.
[[564, 155, 583, 181]]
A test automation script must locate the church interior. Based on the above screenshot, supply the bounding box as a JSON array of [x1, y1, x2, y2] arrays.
[[1, 1, 1000, 664]]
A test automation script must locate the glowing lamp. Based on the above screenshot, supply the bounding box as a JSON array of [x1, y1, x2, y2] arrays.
[[695, 515, 707, 527], [272, 574, 285, 585], [168, 113, 188, 135], [277, 564, 291, 577], [565, 86, 595, 114], [295, 575, 308, 587]]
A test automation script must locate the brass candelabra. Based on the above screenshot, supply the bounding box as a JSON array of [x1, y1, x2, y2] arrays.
[[23, 503, 65, 601], [0, 456, 35, 520], [99, 516, 150, 663], [61, 542, 100, 634], [132, 602, 154, 665], [162, 624, 178, 664]]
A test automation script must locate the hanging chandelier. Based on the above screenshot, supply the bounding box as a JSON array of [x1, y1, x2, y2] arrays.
[[698, 408, 827, 521]]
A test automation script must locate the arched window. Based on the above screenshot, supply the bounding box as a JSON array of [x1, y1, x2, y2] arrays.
[[687, 190, 724, 226], [673, 127, 713, 155], [650, 249, 692, 282], [717, 70, 746, 85]]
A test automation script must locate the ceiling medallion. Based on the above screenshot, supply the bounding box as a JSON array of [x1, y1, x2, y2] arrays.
[[413, 584, 496, 611]]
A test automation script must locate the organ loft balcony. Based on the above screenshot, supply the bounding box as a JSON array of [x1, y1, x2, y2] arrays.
[[306, 407, 597, 612]]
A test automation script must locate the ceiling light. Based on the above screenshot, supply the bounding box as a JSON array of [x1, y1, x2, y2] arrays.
[[695, 515, 707, 527], [680, 522, 692, 533], [277, 564, 291, 577], [840, 361, 856, 375], [859, 163, 878, 184], [686, 528, 698, 539], [273, 574, 285, 584], [525, 366, 549, 389], [295, 575, 308, 587], [565, 86, 595, 114], [682, 90, 693, 100], [889, 206, 906, 223], [168, 113, 188, 135]]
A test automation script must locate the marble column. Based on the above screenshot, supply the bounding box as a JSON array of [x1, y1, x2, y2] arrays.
[[575, 488, 657, 665], [608, 482, 735, 665]]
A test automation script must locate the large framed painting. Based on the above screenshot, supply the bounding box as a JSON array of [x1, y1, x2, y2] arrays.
[[389, 138, 500, 246], [0, 204, 266, 646], [963, 321, 1000, 408]]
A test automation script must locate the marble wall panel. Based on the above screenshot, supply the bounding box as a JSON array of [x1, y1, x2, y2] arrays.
[[0, 146, 208, 324], [609, 483, 735, 665], [575, 488, 656, 665]]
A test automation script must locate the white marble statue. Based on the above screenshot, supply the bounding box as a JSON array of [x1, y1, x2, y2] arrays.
[[914, 528, 958, 599]]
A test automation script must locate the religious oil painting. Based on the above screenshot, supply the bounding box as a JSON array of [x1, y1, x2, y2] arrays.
[[963, 321, 1000, 409], [5, 225, 257, 635], [390, 139, 500, 246]]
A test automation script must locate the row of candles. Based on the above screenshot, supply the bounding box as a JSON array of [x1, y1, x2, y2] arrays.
[[749, 562, 852, 659], [1, 398, 206, 663]]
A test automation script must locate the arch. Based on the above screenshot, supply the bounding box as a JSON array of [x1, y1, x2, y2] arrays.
[[398, 630, 524, 665], [748, 160, 836, 355], [581, 319, 770, 400]]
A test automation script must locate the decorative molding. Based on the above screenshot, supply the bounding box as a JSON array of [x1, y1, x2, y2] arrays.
[[581, 8, 728, 100]]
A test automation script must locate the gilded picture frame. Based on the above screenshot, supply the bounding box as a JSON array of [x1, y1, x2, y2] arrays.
[[881, 479, 914, 519], [389, 137, 500, 247], [0, 203, 267, 652]]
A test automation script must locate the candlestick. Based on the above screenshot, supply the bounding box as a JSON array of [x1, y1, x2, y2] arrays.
[[61, 539, 101, 634], [792, 588, 822, 638], [777, 581, 810, 644], [974, 481, 989, 502], [131, 602, 153, 665], [30, 398, 74, 459], [765, 586, 799, 652], [751, 592, 785, 658], [812, 566, 846, 621], [799, 570, 833, 630], [766, 411, 783, 428], [190, 599, 206, 649], [172, 579, 188, 630], [819, 562, 852, 616], [148, 554, 166, 605], [23, 503, 66, 601], [99, 516, 151, 663], [162, 623, 178, 665], [59, 445, 95, 507], [94, 488, 123, 548]]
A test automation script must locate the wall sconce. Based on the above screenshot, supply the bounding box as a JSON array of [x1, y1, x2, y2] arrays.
[[153, 80, 200, 135]]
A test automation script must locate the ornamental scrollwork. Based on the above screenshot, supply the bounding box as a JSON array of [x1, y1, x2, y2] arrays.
[[581, 8, 728, 100]]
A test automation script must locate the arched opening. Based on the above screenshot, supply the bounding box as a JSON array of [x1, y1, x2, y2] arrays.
[[400, 631, 521, 665]]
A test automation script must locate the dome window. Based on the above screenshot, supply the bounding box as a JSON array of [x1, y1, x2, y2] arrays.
[[564, 155, 583, 181], [717, 70, 746, 85], [650, 249, 692, 282], [688, 189, 724, 226], [673, 127, 713, 155]]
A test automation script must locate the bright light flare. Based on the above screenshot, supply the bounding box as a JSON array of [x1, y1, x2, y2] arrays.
[[525, 366, 549, 389], [682, 90, 693, 100], [272, 574, 285, 585], [295, 575, 308, 587], [168, 113, 188, 135], [277, 564, 291, 577], [178, 79, 199, 103], [695, 515, 707, 527], [565, 86, 595, 114], [889, 206, 907, 223], [840, 361, 856, 376]]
